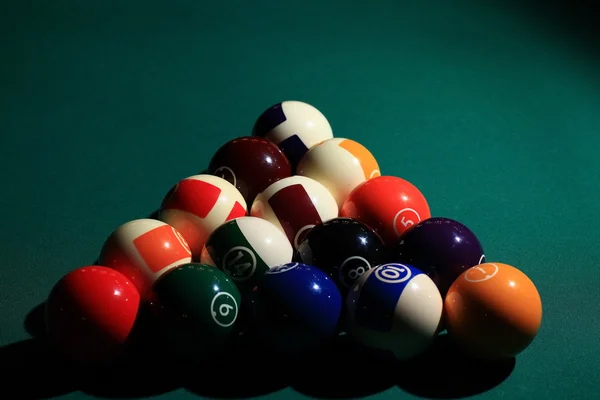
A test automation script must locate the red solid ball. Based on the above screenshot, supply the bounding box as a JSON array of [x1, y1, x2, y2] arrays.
[[340, 176, 431, 246], [45, 266, 140, 364]]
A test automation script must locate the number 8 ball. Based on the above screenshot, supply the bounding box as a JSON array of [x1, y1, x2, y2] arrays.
[[296, 217, 387, 297]]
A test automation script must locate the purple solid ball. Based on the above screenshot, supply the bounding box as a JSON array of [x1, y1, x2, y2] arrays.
[[392, 217, 485, 297]]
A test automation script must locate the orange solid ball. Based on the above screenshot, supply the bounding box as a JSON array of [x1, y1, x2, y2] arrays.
[[444, 262, 542, 360]]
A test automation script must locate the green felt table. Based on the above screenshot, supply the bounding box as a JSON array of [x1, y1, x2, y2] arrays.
[[1, 1, 599, 399]]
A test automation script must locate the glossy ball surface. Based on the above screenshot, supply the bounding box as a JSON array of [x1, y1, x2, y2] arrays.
[[252, 101, 333, 168], [341, 176, 431, 246], [445, 262, 543, 360], [150, 263, 241, 360], [200, 216, 293, 292], [159, 174, 247, 259], [346, 263, 443, 361], [296, 217, 387, 296], [393, 217, 485, 297], [98, 218, 192, 298], [208, 136, 292, 205], [297, 138, 380, 208], [247, 262, 343, 356], [45, 266, 140, 364], [251, 176, 338, 249]]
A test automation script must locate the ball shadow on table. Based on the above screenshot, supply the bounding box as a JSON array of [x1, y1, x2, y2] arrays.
[[289, 334, 398, 399], [187, 328, 396, 399], [395, 334, 516, 399], [0, 338, 76, 399], [183, 334, 290, 399], [24, 302, 47, 338], [15, 303, 514, 400], [5, 302, 183, 399]]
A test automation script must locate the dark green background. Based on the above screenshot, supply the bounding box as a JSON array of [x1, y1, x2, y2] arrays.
[[1, 1, 599, 399]]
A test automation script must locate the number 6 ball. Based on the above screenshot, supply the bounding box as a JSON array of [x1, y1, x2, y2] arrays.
[[149, 263, 241, 360]]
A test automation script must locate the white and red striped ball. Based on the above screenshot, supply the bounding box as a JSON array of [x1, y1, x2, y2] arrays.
[[252, 101, 333, 168], [99, 218, 192, 298], [159, 174, 247, 259], [297, 138, 381, 208], [250, 176, 338, 249], [346, 263, 443, 361]]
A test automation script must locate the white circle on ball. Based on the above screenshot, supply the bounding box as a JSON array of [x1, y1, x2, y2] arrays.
[[339, 256, 372, 287], [214, 166, 237, 187], [374, 263, 412, 284], [222, 246, 257, 281], [294, 224, 315, 249], [392, 208, 421, 237], [464, 263, 499, 283], [210, 292, 239, 328]]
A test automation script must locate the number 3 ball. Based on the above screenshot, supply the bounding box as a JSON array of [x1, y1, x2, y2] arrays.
[[149, 263, 241, 360], [252, 100, 333, 168], [296, 217, 387, 296], [200, 216, 293, 293], [445, 262, 543, 360], [341, 176, 431, 247], [251, 176, 338, 249], [159, 174, 247, 259], [247, 262, 343, 356], [346, 263, 443, 361], [208, 136, 292, 205]]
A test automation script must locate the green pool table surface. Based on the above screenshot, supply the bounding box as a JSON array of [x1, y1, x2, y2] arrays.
[[2, 1, 599, 399]]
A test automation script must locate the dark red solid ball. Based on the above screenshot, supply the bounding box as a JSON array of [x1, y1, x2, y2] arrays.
[[208, 136, 292, 205]]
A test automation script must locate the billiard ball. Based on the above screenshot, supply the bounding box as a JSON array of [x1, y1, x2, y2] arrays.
[[98, 218, 192, 298], [392, 217, 485, 297], [250, 176, 338, 249], [297, 138, 381, 208], [252, 101, 333, 168], [246, 262, 343, 356], [45, 266, 140, 364], [444, 262, 543, 360], [159, 174, 247, 259], [346, 263, 443, 361], [208, 136, 292, 205], [296, 217, 387, 296], [200, 216, 294, 293], [340, 176, 431, 247], [149, 263, 241, 361]]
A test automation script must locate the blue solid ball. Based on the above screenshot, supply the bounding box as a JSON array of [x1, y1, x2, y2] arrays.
[[247, 262, 343, 356]]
